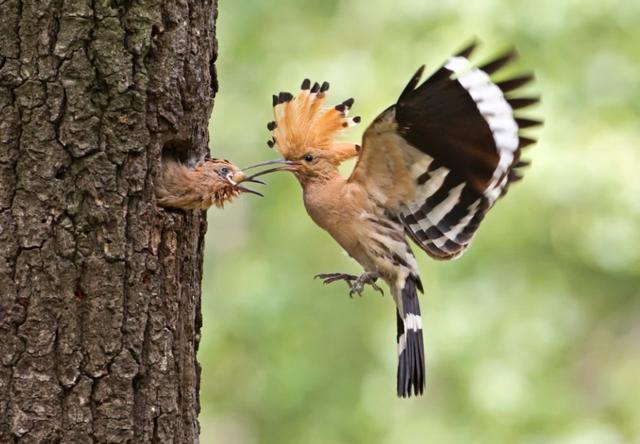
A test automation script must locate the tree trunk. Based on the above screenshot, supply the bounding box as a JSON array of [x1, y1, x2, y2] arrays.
[[0, 1, 217, 442]]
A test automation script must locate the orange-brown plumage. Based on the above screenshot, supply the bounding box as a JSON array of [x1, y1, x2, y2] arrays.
[[155, 158, 262, 210], [264, 42, 541, 398], [269, 82, 360, 165]]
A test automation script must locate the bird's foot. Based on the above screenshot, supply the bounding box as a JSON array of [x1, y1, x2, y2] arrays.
[[349, 271, 384, 297], [314, 271, 384, 298], [315, 272, 358, 286]]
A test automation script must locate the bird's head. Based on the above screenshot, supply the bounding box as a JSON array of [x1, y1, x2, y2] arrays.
[[155, 157, 268, 210], [243, 80, 362, 185], [197, 159, 265, 206]]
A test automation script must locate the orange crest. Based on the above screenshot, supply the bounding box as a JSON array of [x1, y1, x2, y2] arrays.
[[267, 79, 361, 163]]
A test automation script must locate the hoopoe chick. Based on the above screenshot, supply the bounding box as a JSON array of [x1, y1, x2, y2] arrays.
[[263, 41, 541, 397], [155, 157, 265, 209]]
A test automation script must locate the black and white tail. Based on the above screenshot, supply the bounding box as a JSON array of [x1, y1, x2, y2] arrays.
[[396, 276, 425, 397]]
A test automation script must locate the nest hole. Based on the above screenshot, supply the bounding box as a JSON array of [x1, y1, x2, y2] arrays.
[[162, 139, 199, 167]]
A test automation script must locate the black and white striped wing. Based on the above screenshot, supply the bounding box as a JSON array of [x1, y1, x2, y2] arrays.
[[396, 42, 540, 259], [351, 41, 540, 260]]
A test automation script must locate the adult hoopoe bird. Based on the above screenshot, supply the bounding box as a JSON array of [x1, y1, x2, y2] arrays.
[[257, 41, 541, 397], [155, 157, 266, 209]]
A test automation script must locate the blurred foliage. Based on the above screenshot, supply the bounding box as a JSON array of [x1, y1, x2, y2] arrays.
[[199, 0, 640, 443]]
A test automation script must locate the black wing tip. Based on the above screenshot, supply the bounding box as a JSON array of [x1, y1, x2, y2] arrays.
[[509, 170, 524, 182], [300, 78, 311, 90], [519, 136, 537, 148], [507, 96, 541, 110], [515, 117, 543, 129], [478, 48, 518, 75], [398, 64, 426, 103], [514, 159, 531, 168], [496, 72, 535, 93], [456, 38, 480, 59]]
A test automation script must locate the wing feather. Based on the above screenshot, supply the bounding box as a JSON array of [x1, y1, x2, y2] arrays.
[[349, 42, 540, 259]]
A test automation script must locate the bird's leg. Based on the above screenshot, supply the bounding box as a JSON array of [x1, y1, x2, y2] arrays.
[[315, 271, 384, 298], [349, 271, 384, 297], [315, 272, 358, 286]]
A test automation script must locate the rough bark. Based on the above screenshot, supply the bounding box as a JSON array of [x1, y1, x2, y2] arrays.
[[0, 0, 218, 442]]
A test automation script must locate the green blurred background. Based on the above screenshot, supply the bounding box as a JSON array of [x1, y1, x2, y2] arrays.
[[199, 1, 640, 443]]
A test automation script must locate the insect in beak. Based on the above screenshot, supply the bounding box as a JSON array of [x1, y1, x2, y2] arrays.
[[226, 171, 265, 197]]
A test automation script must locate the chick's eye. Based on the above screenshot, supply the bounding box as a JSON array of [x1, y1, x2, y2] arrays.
[[303, 154, 314, 162], [220, 167, 229, 175]]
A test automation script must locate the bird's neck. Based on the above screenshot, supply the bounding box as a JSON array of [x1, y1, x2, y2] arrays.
[[297, 163, 343, 189], [300, 169, 349, 228]]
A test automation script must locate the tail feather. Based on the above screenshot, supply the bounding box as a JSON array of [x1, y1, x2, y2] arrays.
[[396, 277, 425, 397]]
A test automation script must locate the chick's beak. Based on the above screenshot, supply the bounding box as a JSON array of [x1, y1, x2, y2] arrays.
[[227, 171, 265, 197]]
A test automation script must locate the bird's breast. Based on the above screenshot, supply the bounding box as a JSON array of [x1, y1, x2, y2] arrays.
[[302, 183, 415, 281], [303, 183, 365, 254]]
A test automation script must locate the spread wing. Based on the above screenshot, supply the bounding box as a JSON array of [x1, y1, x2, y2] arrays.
[[349, 41, 541, 260]]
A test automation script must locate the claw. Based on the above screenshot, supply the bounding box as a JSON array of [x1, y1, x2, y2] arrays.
[[314, 272, 357, 287], [370, 281, 384, 296], [324, 276, 349, 285], [314, 271, 384, 297]]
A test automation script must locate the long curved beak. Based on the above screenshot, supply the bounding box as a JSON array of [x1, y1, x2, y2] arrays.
[[241, 159, 299, 182], [242, 159, 298, 171], [227, 159, 298, 197]]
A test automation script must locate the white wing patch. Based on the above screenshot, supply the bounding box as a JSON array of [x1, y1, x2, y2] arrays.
[[360, 42, 539, 261], [425, 182, 465, 224], [445, 54, 519, 198]]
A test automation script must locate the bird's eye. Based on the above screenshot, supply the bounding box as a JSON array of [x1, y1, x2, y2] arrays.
[[303, 154, 314, 162], [220, 167, 229, 175]]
